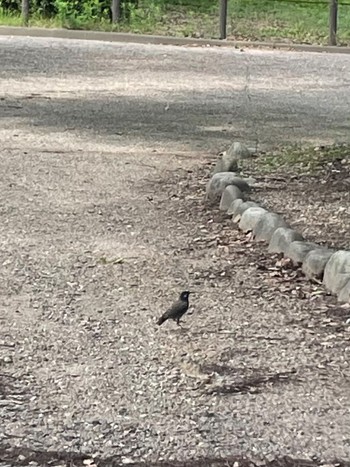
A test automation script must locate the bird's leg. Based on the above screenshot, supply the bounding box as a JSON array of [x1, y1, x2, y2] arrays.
[[176, 318, 182, 326]]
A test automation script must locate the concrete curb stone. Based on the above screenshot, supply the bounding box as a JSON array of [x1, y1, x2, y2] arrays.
[[206, 172, 251, 201], [253, 212, 289, 242], [1, 27, 350, 55], [338, 279, 350, 302], [219, 185, 243, 211], [213, 142, 253, 175], [210, 142, 350, 303], [285, 241, 321, 265], [239, 207, 268, 233], [268, 227, 304, 254], [227, 199, 243, 215], [302, 248, 335, 280], [323, 250, 350, 295], [233, 201, 260, 223]]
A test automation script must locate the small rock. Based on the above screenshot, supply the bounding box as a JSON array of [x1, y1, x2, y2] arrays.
[[206, 173, 251, 201], [121, 458, 134, 465], [253, 212, 289, 242], [239, 207, 268, 232], [212, 151, 239, 174], [302, 248, 334, 280], [338, 279, 350, 302], [2, 356, 13, 364], [324, 250, 350, 296], [285, 241, 321, 265], [212, 142, 253, 175], [0, 341, 15, 347], [233, 201, 260, 222], [219, 185, 243, 211], [227, 198, 243, 215], [268, 227, 304, 254], [227, 141, 252, 161]]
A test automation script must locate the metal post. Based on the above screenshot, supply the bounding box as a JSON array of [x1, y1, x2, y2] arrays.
[[111, 0, 122, 23], [329, 0, 338, 45], [219, 0, 228, 40], [21, 0, 29, 26]]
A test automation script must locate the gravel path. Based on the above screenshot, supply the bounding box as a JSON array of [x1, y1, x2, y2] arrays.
[[0, 36, 350, 466]]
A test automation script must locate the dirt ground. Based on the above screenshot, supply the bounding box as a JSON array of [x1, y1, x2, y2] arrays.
[[248, 146, 350, 250], [0, 36, 350, 467]]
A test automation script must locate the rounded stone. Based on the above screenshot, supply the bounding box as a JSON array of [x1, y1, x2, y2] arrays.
[[219, 185, 243, 211], [323, 250, 350, 295], [338, 279, 350, 303], [238, 207, 268, 232], [227, 141, 252, 160], [285, 241, 321, 265], [302, 248, 334, 280], [227, 198, 243, 215], [206, 173, 252, 201], [253, 212, 289, 242], [268, 227, 304, 254], [233, 201, 260, 223], [212, 151, 239, 175]]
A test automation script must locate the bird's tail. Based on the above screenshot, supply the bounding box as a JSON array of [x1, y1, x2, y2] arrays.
[[157, 315, 166, 326]]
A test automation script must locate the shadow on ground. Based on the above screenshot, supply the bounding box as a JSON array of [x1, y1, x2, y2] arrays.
[[1, 444, 350, 467], [1, 90, 349, 149]]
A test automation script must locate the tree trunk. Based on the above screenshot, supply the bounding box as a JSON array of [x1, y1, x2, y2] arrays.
[[329, 0, 338, 45], [111, 0, 139, 23], [22, 0, 29, 26], [111, 0, 122, 23]]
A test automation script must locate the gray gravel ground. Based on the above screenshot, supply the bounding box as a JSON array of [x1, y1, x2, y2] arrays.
[[0, 36, 350, 466]]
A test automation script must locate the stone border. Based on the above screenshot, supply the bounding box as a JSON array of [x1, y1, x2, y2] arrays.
[[1, 26, 350, 55], [206, 142, 350, 304]]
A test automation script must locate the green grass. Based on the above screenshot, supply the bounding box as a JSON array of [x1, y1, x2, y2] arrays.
[[1, 0, 350, 45], [0, 9, 22, 26], [227, 0, 350, 45], [0, 8, 59, 27], [252, 144, 350, 174]]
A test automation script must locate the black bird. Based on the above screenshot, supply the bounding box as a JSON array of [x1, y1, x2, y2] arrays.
[[157, 291, 191, 326]]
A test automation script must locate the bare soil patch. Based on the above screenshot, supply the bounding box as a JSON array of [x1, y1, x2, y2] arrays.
[[247, 145, 350, 250]]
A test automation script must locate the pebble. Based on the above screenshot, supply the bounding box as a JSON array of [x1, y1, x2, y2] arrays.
[[2, 356, 13, 364], [121, 458, 134, 465]]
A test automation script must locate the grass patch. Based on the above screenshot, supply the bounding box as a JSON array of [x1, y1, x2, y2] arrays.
[[227, 0, 350, 45], [252, 144, 350, 174], [0, 8, 22, 26]]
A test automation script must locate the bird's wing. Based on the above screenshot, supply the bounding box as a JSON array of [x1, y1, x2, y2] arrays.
[[168, 300, 188, 318], [159, 299, 188, 322], [162, 305, 177, 320]]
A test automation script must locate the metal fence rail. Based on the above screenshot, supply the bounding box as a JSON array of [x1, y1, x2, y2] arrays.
[[16, 0, 350, 45]]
